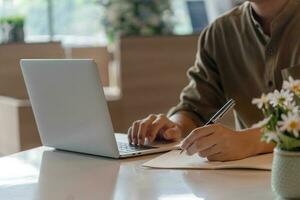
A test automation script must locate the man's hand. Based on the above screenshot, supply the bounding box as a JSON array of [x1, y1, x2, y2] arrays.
[[128, 114, 183, 145], [180, 124, 259, 161]]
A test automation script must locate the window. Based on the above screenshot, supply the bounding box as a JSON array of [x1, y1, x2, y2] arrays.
[[51, 0, 105, 47], [0, 0, 106, 46], [0, 0, 46, 42], [0, 0, 234, 46], [171, 0, 234, 34]]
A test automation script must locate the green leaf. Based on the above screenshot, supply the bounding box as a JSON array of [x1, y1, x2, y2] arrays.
[[278, 132, 300, 151], [0, 16, 25, 27]]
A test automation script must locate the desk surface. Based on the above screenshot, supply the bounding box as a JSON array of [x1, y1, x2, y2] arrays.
[[0, 147, 275, 200]]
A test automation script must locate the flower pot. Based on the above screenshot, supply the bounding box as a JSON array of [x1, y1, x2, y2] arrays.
[[0, 23, 24, 43], [272, 148, 300, 198]]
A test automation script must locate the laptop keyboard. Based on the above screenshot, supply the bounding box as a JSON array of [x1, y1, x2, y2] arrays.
[[118, 142, 157, 153]]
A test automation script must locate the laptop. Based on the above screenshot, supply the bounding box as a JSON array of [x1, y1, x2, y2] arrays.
[[20, 59, 178, 158]]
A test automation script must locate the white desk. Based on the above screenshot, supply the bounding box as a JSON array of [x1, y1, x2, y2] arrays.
[[0, 147, 275, 200]]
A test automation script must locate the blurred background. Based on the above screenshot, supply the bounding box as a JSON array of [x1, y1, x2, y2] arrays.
[[0, 0, 241, 155]]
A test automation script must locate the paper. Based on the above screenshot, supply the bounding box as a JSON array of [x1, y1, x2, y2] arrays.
[[143, 150, 273, 170]]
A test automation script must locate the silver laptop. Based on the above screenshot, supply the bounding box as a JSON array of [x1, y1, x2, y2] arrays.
[[21, 59, 177, 158]]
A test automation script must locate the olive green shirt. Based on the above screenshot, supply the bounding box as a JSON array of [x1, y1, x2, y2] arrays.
[[169, 0, 300, 128]]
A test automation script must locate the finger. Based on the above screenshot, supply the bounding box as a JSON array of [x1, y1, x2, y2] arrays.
[[137, 115, 156, 145], [198, 144, 221, 158], [162, 127, 181, 141], [127, 126, 133, 144], [185, 134, 217, 156], [148, 115, 174, 142], [181, 124, 219, 149], [131, 121, 141, 145], [207, 153, 224, 162]]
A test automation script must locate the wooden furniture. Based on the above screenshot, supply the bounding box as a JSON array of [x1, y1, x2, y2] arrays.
[[0, 146, 275, 199], [0, 97, 40, 155], [68, 47, 110, 86], [0, 42, 65, 155], [0, 42, 65, 99]]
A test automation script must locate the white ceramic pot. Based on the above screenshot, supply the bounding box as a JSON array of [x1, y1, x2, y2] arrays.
[[272, 148, 300, 199]]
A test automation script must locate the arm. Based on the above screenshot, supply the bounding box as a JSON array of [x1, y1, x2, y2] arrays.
[[168, 24, 227, 130]]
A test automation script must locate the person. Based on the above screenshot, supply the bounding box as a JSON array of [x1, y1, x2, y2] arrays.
[[127, 0, 300, 161]]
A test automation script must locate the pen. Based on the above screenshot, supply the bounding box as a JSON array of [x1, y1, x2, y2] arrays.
[[179, 99, 235, 154]]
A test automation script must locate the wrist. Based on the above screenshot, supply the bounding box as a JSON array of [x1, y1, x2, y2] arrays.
[[169, 117, 185, 138], [240, 128, 275, 156], [169, 112, 198, 138]]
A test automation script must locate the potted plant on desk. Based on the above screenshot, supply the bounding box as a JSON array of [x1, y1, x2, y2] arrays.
[[252, 76, 300, 199], [0, 16, 25, 44]]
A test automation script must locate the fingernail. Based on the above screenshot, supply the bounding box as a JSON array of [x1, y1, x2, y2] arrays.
[[180, 143, 186, 149], [139, 140, 144, 146], [164, 132, 170, 139]]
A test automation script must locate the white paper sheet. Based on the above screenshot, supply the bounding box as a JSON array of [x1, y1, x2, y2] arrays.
[[143, 150, 273, 170]]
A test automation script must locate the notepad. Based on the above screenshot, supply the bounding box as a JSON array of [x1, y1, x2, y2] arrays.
[[143, 150, 273, 170]]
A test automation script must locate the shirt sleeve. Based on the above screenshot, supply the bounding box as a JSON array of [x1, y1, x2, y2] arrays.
[[167, 26, 227, 126]]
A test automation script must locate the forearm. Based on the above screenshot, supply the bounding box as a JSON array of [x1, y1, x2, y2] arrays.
[[241, 128, 275, 156], [169, 111, 199, 138]]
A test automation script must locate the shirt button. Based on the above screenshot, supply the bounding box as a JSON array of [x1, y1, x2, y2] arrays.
[[268, 81, 274, 88], [268, 48, 273, 55]]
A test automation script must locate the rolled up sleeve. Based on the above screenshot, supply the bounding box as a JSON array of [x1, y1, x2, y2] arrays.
[[168, 27, 227, 125]]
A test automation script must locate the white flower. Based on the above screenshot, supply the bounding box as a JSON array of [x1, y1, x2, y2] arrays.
[[252, 116, 271, 128], [252, 93, 270, 109], [269, 90, 293, 107], [278, 112, 300, 138], [264, 131, 280, 143], [283, 76, 300, 94], [285, 101, 299, 114]]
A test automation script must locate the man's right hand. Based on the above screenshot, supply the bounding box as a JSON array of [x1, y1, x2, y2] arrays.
[[127, 114, 183, 146]]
